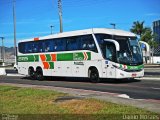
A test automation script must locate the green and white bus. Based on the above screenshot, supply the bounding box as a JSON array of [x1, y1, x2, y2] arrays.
[[17, 28, 144, 82]]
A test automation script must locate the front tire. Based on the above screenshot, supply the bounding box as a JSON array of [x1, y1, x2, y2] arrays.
[[90, 68, 100, 83]]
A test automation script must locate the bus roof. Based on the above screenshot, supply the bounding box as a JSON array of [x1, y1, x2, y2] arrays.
[[19, 28, 136, 42]]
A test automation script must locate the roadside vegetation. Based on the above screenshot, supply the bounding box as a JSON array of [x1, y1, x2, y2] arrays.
[[0, 85, 157, 120], [130, 21, 158, 49]]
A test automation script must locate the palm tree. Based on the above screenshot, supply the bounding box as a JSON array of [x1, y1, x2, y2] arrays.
[[139, 27, 158, 48], [140, 28, 153, 42], [130, 21, 158, 63], [130, 21, 147, 37]]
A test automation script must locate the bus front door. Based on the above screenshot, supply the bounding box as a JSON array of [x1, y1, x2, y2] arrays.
[[105, 43, 116, 78]]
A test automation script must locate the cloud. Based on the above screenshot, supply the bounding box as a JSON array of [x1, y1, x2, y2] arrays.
[[145, 13, 160, 16]]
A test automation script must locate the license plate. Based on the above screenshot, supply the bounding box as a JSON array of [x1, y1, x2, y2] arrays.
[[132, 73, 137, 77]]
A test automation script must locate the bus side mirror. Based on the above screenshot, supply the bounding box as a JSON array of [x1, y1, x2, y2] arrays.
[[104, 39, 120, 51]]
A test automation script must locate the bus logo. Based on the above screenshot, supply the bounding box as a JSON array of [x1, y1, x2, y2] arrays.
[[18, 57, 28, 62]]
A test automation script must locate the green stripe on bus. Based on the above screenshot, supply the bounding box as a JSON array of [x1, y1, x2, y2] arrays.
[[34, 55, 39, 62], [73, 52, 91, 60], [120, 64, 123, 69], [46, 54, 51, 61], [49, 62, 54, 69], [57, 53, 73, 61], [86, 52, 91, 60], [127, 64, 144, 70], [18, 55, 39, 62], [18, 52, 91, 62], [73, 52, 84, 61]]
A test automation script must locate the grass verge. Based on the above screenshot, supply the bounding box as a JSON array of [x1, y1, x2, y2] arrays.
[[0, 85, 158, 120]]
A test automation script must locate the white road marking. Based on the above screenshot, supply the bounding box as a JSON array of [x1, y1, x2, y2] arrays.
[[137, 77, 160, 80], [151, 87, 160, 90], [117, 94, 130, 99], [7, 74, 25, 77]]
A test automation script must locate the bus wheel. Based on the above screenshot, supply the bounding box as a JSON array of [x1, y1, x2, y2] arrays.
[[90, 68, 100, 83], [28, 68, 35, 80], [36, 68, 44, 81]]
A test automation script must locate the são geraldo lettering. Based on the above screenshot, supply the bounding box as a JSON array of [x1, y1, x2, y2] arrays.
[[18, 57, 28, 61]]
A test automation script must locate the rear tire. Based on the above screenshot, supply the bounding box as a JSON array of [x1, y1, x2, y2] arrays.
[[36, 68, 44, 81], [89, 68, 100, 83], [28, 68, 35, 80]]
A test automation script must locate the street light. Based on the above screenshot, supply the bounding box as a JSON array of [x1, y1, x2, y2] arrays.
[[13, 0, 17, 65], [110, 23, 116, 29], [50, 25, 54, 34], [0, 37, 5, 66], [58, 0, 63, 33]]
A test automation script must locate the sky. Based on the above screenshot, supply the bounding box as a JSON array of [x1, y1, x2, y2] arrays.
[[0, 0, 160, 47]]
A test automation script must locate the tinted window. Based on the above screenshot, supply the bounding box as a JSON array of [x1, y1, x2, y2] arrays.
[[25, 42, 32, 53], [67, 37, 78, 51], [95, 34, 112, 50], [18, 42, 25, 53], [19, 41, 42, 53], [18, 35, 97, 53], [80, 35, 97, 52], [32, 42, 39, 53], [38, 42, 43, 52], [54, 39, 66, 51], [44, 40, 54, 52]]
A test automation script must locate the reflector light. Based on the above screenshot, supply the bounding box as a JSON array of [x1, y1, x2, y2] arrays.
[[34, 37, 39, 41]]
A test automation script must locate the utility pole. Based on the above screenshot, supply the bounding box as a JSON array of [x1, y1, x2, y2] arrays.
[[13, 0, 17, 65], [50, 25, 54, 34], [0, 37, 5, 66], [110, 23, 116, 29], [58, 0, 63, 33]]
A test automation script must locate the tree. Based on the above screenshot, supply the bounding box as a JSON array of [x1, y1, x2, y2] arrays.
[[130, 21, 158, 63], [140, 28, 158, 48], [130, 21, 158, 48], [130, 21, 147, 37]]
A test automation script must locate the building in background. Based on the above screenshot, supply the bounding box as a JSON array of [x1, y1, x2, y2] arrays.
[[153, 20, 160, 57], [153, 20, 160, 44]]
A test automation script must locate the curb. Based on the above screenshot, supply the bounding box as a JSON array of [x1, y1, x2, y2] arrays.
[[137, 77, 160, 80], [6, 74, 25, 77]]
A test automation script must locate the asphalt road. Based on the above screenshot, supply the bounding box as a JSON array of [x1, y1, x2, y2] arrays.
[[1, 70, 160, 100], [144, 68, 160, 77]]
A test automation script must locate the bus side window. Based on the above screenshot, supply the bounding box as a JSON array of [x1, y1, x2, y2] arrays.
[[38, 42, 43, 52], [67, 37, 78, 51], [44, 40, 54, 52], [45, 42, 50, 52], [54, 39, 66, 52], [54, 40, 58, 51], [18, 42, 25, 53], [26, 42, 32, 53], [80, 35, 97, 52], [60, 39, 66, 51], [32, 42, 39, 53]]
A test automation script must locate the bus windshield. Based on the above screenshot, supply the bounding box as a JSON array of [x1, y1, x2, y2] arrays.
[[96, 34, 143, 65], [116, 38, 143, 65]]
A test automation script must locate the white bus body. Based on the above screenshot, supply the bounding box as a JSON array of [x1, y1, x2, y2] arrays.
[[18, 28, 144, 82]]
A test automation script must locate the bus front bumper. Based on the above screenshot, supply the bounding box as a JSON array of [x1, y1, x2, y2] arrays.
[[116, 69, 144, 79]]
